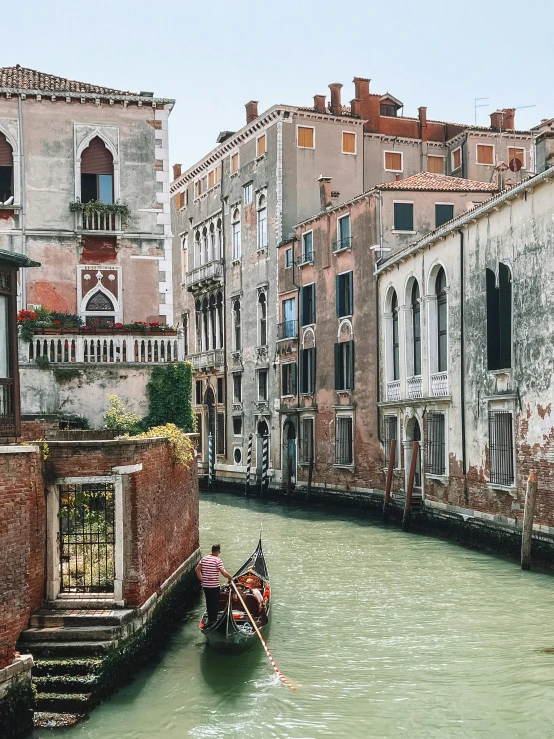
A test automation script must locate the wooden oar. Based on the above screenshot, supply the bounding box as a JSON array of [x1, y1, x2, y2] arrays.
[[230, 580, 296, 691]]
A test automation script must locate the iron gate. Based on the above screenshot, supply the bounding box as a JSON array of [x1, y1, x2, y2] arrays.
[[59, 482, 116, 593]]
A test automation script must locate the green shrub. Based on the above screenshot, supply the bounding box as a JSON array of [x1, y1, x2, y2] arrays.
[[144, 363, 194, 431], [103, 394, 140, 433]]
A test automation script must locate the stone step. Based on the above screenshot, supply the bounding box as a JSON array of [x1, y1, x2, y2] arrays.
[[33, 658, 103, 678], [34, 712, 84, 729], [47, 598, 118, 610], [17, 640, 113, 658], [20, 625, 120, 643], [35, 692, 93, 715], [34, 674, 100, 694], [30, 609, 135, 628]]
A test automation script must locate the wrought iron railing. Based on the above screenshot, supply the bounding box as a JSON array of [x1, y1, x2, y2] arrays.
[[277, 320, 298, 340], [0, 379, 16, 437], [297, 250, 314, 266], [332, 236, 353, 253]]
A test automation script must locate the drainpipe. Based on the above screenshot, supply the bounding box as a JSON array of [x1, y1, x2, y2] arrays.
[[220, 185, 228, 461], [18, 95, 26, 308], [375, 191, 383, 442], [458, 228, 467, 490]]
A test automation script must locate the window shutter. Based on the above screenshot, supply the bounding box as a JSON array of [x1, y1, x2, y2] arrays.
[[498, 264, 512, 369], [281, 366, 287, 396], [0, 134, 13, 167], [300, 287, 306, 326], [300, 350, 307, 394], [348, 272, 354, 316], [81, 137, 113, 175], [435, 204, 454, 228], [311, 284, 316, 324], [311, 347, 317, 393], [216, 413, 225, 455], [336, 275, 342, 317], [291, 363, 297, 395], [349, 341, 355, 389], [334, 343, 341, 390]]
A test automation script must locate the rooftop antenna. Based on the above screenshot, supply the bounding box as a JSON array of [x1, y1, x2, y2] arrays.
[[474, 97, 490, 125]]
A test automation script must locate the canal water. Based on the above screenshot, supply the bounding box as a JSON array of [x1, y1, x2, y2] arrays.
[[34, 492, 554, 739]]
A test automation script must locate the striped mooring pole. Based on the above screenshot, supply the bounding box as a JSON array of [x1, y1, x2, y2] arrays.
[[208, 432, 215, 489], [245, 432, 253, 495], [260, 433, 270, 495]]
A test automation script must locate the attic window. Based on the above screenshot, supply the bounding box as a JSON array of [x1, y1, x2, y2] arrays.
[[380, 104, 397, 117]]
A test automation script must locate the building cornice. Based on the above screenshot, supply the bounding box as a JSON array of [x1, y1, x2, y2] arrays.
[[0, 88, 174, 110]]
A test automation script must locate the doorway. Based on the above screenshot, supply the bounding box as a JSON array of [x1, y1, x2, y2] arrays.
[[283, 419, 297, 484], [405, 416, 422, 492]]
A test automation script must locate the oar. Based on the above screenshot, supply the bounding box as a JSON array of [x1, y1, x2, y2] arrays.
[[230, 580, 296, 691]]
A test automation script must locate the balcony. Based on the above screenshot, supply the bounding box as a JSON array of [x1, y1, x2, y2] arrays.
[[332, 236, 352, 253], [386, 380, 401, 402], [185, 260, 224, 292], [73, 210, 122, 233], [406, 376, 423, 399], [190, 349, 224, 371], [277, 320, 298, 341], [430, 371, 449, 397], [296, 250, 313, 267]]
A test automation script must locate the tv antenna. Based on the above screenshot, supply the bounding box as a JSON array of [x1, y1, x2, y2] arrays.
[[474, 97, 489, 125]]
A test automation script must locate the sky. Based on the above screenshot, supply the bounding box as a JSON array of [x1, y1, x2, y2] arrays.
[[4, 0, 554, 170]]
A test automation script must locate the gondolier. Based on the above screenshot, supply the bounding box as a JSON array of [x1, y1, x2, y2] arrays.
[[196, 544, 233, 626]]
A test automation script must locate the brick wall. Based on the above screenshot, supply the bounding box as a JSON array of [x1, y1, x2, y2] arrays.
[[0, 448, 45, 670]]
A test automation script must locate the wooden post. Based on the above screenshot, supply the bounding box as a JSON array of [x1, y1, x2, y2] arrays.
[[402, 440, 419, 532], [383, 439, 397, 524], [306, 458, 314, 501], [245, 433, 253, 496], [521, 470, 538, 571], [286, 457, 292, 497]]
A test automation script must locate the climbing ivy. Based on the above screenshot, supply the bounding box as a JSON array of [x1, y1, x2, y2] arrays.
[[144, 363, 194, 432]]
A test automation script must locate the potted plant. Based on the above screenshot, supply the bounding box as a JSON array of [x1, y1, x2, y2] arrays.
[[51, 311, 83, 334], [150, 322, 177, 336], [18, 309, 38, 342]]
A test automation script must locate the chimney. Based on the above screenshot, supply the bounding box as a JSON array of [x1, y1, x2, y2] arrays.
[[329, 83, 343, 115], [395, 174, 400, 181], [318, 175, 333, 211], [353, 77, 370, 102], [490, 108, 515, 132], [350, 99, 361, 117], [331, 190, 341, 206], [245, 100, 259, 124], [173, 163, 182, 179], [314, 94, 326, 114], [418, 106, 428, 141], [535, 131, 554, 173]]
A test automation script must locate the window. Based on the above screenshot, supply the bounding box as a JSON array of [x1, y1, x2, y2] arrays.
[[216, 413, 225, 455], [334, 341, 354, 390], [336, 271, 353, 318], [301, 231, 313, 263], [451, 147, 462, 171], [195, 299, 202, 351], [411, 281, 421, 377], [196, 414, 202, 453], [81, 137, 114, 204], [335, 214, 351, 251], [285, 247, 293, 268], [195, 379, 203, 405], [257, 195, 267, 249], [258, 369, 268, 400], [233, 416, 243, 436], [0, 133, 13, 203], [216, 292, 223, 348], [486, 263, 512, 370], [335, 416, 353, 465], [233, 373, 242, 402], [194, 181, 201, 199], [234, 447, 242, 464], [477, 144, 494, 165], [489, 411, 514, 486], [384, 151, 403, 172], [258, 292, 267, 346], [282, 362, 297, 396], [183, 313, 189, 356], [232, 209, 241, 259], [427, 413, 446, 475], [435, 204, 454, 228], [297, 126, 314, 149], [384, 415, 398, 467], [208, 170, 215, 189], [301, 283, 315, 326], [281, 297, 297, 338], [393, 202, 413, 231], [436, 267, 448, 372], [231, 152, 239, 173], [300, 347, 316, 394], [427, 155, 445, 174], [84, 290, 116, 325], [257, 134, 266, 156], [243, 182, 253, 205], [301, 418, 314, 463], [181, 234, 188, 280], [217, 377, 224, 403], [215, 164, 222, 183], [508, 147, 525, 168], [380, 104, 397, 117], [392, 291, 400, 381], [175, 191, 186, 210], [342, 132, 356, 154], [233, 299, 241, 350]]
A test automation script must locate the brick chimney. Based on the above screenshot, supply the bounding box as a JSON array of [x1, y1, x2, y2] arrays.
[[314, 94, 326, 114], [318, 175, 333, 211], [418, 106, 428, 141], [490, 108, 516, 132], [329, 83, 343, 116], [351, 99, 362, 117], [173, 163, 182, 179], [245, 100, 259, 124], [353, 77, 370, 102]]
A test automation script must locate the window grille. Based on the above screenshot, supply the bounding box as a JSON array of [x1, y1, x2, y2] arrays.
[[384, 415, 398, 467], [301, 418, 314, 463], [489, 411, 514, 486], [335, 416, 353, 465], [426, 412, 446, 475]]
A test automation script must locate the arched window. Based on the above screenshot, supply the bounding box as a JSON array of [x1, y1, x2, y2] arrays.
[[436, 267, 447, 372], [209, 294, 216, 350], [411, 280, 421, 376], [216, 292, 223, 348], [209, 223, 215, 262], [202, 227, 208, 265], [258, 292, 267, 346], [257, 194, 267, 250], [232, 209, 241, 260], [84, 290, 115, 326], [216, 219, 222, 260], [486, 263, 512, 370], [392, 291, 400, 381], [195, 299, 202, 352], [202, 297, 209, 351], [233, 299, 241, 351], [194, 231, 201, 269], [81, 137, 114, 204], [0, 133, 14, 204]]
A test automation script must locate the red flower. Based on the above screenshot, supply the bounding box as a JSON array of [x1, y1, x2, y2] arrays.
[[17, 309, 38, 322]]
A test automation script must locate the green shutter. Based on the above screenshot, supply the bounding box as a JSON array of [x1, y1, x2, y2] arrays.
[[311, 347, 316, 393], [498, 264, 512, 369], [334, 343, 341, 390], [336, 275, 342, 317], [349, 340, 355, 389], [348, 272, 354, 316]]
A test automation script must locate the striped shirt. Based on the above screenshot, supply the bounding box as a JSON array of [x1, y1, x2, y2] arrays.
[[199, 555, 224, 587]]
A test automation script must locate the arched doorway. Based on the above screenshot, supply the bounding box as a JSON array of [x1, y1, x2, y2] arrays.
[[256, 419, 269, 476], [282, 419, 297, 484], [205, 386, 215, 455], [405, 416, 422, 493]]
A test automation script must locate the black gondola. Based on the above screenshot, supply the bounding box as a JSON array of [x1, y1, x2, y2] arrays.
[[199, 538, 270, 652]]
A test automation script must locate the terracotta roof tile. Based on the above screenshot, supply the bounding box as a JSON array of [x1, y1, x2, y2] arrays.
[[0, 65, 137, 96], [377, 172, 499, 192]]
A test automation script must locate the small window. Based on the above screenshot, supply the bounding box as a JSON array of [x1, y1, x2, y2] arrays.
[[342, 132, 356, 154], [282, 363, 297, 396], [233, 416, 243, 436], [195, 379, 203, 405], [451, 147, 462, 171], [0, 133, 14, 203], [232, 210, 241, 260], [217, 377, 224, 403], [427, 413, 446, 475], [384, 151, 403, 172], [486, 264, 512, 370], [335, 341, 354, 391], [427, 155, 445, 174], [257, 134, 266, 157], [297, 126, 314, 149], [435, 204, 454, 228], [215, 164, 222, 183], [285, 247, 293, 268], [380, 104, 397, 117], [336, 271, 353, 318], [281, 297, 296, 338], [301, 231, 313, 263], [301, 418, 314, 463], [300, 348, 316, 394], [257, 195, 267, 249], [301, 283, 315, 326], [243, 182, 253, 205], [384, 415, 398, 467], [508, 147, 525, 168], [477, 144, 494, 165], [335, 416, 353, 465], [393, 202, 413, 231], [258, 292, 267, 347], [231, 152, 239, 173], [335, 214, 351, 251], [489, 411, 514, 486], [234, 447, 242, 465], [233, 373, 242, 403], [258, 369, 268, 400]]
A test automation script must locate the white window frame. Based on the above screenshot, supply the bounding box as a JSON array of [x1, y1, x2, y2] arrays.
[[257, 195, 267, 250], [427, 154, 445, 174], [301, 230, 314, 263], [285, 246, 293, 269], [384, 150, 403, 173], [334, 410, 354, 468], [232, 372, 242, 403], [232, 415, 243, 437], [507, 146, 526, 169], [336, 214, 352, 251], [256, 134, 267, 157], [476, 143, 495, 166], [281, 361, 297, 398], [342, 130, 357, 155], [434, 201, 455, 227], [451, 146, 462, 171], [297, 124, 315, 150], [257, 368, 268, 401], [243, 182, 253, 205]]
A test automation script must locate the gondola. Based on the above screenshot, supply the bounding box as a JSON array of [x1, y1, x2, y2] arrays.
[[199, 538, 270, 652]]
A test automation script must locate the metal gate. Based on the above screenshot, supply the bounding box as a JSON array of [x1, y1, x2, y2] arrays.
[[59, 482, 116, 593]]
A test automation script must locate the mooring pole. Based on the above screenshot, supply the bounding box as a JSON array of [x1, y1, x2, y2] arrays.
[[307, 457, 314, 502], [402, 440, 419, 532], [260, 434, 269, 495], [521, 470, 538, 571], [245, 432, 253, 496], [383, 439, 397, 524], [208, 432, 215, 489]]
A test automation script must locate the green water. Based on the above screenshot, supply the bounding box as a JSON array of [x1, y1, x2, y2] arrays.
[[34, 493, 554, 739]]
